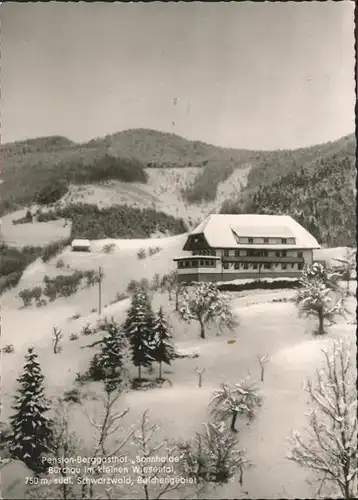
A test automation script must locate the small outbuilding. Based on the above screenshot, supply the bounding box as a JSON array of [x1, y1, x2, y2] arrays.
[[71, 239, 91, 252]]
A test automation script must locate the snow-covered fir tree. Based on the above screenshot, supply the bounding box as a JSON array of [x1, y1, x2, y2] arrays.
[[9, 347, 53, 475], [152, 306, 175, 379], [91, 317, 130, 392], [122, 288, 156, 380]]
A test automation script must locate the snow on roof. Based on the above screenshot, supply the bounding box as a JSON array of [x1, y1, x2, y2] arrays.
[[232, 225, 294, 238], [71, 239, 90, 246], [190, 214, 320, 249]]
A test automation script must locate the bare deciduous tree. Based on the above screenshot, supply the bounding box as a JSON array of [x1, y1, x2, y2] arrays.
[[288, 338, 357, 499], [160, 270, 183, 311], [296, 278, 348, 335], [47, 398, 79, 500], [257, 353, 269, 383], [210, 378, 262, 432], [179, 421, 252, 492], [25, 385, 133, 500], [178, 283, 237, 339], [80, 386, 133, 499], [52, 327, 63, 354], [195, 367, 205, 388], [129, 409, 188, 500], [333, 248, 356, 296]]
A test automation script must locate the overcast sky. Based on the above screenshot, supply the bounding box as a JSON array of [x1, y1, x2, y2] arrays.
[[1, 1, 355, 149]]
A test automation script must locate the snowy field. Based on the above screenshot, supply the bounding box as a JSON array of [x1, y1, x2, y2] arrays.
[[1, 209, 71, 248], [1, 232, 356, 499], [2, 282, 356, 499]]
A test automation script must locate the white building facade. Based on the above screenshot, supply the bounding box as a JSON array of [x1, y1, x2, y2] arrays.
[[173, 214, 320, 283]]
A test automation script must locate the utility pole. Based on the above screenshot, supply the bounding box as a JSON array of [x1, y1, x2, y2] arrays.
[[98, 266, 102, 316]]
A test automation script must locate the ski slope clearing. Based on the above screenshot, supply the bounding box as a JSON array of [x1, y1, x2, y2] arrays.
[[54, 165, 251, 227]]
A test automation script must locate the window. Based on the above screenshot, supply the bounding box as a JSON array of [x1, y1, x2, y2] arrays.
[[243, 263, 248, 270], [297, 251, 303, 258], [291, 263, 295, 268], [234, 262, 240, 269], [275, 251, 280, 257], [282, 238, 287, 244], [204, 260, 210, 267], [248, 238, 253, 244], [178, 261, 183, 268], [264, 263, 272, 269], [263, 250, 268, 257], [235, 250, 240, 257], [282, 263, 287, 270], [263, 238, 269, 243], [298, 263, 304, 270], [281, 250, 287, 257], [223, 249, 229, 257], [200, 260, 204, 266], [223, 262, 229, 269], [253, 263, 258, 269]]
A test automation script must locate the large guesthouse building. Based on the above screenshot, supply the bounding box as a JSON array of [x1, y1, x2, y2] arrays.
[[173, 214, 320, 283]]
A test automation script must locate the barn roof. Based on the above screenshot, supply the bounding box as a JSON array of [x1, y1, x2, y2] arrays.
[[190, 214, 320, 249]]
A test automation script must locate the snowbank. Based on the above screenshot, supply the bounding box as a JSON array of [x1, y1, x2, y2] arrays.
[[174, 346, 200, 359]]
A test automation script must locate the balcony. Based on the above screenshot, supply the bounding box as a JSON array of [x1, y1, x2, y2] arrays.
[[221, 256, 305, 264]]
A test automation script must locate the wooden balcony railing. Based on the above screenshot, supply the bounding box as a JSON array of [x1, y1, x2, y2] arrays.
[[221, 256, 305, 264]]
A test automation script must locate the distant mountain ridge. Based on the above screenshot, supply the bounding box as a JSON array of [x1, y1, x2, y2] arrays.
[[3, 127, 354, 167], [1, 128, 355, 247], [2, 135, 76, 157]]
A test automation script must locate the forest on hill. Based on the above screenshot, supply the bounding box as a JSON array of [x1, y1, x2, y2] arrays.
[[0, 149, 148, 215], [181, 134, 355, 203], [1, 135, 76, 157], [1, 129, 355, 247], [83, 127, 255, 168], [0, 128, 256, 214], [221, 140, 356, 247], [47, 203, 188, 239]]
